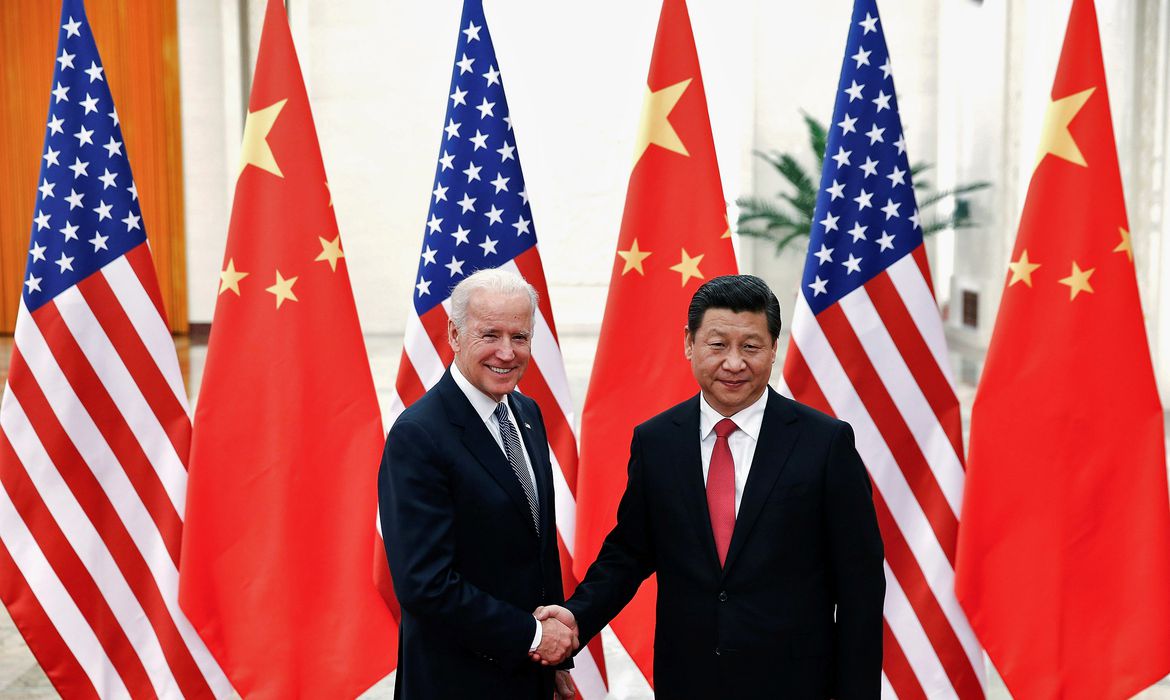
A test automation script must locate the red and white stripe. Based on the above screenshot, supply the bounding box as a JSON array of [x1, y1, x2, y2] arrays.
[[375, 248, 608, 698], [0, 243, 232, 699], [780, 250, 984, 699]]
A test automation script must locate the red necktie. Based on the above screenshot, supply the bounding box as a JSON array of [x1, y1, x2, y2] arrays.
[[707, 418, 738, 566]]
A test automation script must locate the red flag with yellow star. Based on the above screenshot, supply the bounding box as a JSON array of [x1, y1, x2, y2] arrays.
[[955, 0, 1170, 697], [178, 0, 395, 696], [573, 0, 737, 687]]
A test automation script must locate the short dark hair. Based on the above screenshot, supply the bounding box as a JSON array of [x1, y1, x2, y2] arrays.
[[687, 274, 782, 341]]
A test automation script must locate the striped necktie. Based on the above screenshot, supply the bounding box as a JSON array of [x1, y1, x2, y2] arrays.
[[494, 402, 539, 533]]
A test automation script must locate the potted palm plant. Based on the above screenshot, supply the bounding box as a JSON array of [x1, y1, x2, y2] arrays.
[[738, 113, 990, 255]]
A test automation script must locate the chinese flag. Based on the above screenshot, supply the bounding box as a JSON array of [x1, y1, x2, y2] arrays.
[[574, 0, 736, 686], [954, 0, 1170, 697], [178, 1, 395, 697]]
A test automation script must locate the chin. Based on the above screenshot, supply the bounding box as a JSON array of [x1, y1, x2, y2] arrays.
[[712, 391, 751, 412], [490, 378, 519, 394]]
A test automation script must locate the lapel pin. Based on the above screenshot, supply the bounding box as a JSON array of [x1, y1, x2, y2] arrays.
[[524, 422, 532, 429]]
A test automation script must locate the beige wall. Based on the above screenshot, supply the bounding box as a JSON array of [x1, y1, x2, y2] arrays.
[[175, 0, 1170, 398], [177, 0, 755, 337]]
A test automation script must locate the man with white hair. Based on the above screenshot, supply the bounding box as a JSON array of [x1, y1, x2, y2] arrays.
[[379, 268, 576, 699]]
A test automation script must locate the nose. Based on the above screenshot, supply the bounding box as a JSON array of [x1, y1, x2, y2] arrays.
[[496, 338, 516, 361], [722, 349, 747, 371]]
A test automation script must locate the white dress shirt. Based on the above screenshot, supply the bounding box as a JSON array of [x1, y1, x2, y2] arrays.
[[449, 363, 544, 651], [698, 389, 769, 515]]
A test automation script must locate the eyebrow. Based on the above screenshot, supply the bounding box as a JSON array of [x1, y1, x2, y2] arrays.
[[477, 327, 531, 338], [706, 328, 765, 340]]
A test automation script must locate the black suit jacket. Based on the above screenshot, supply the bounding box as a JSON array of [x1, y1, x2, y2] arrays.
[[566, 388, 885, 699], [378, 369, 566, 699]]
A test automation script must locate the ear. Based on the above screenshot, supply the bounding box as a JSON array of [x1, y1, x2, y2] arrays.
[[683, 325, 695, 361], [448, 319, 460, 353]]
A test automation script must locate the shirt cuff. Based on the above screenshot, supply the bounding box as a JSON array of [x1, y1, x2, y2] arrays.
[[529, 616, 542, 652]]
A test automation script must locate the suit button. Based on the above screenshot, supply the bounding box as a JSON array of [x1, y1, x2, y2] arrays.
[[718, 591, 728, 602]]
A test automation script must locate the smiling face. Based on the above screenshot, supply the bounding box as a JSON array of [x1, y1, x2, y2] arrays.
[[685, 308, 778, 417], [448, 288, 535, 402]]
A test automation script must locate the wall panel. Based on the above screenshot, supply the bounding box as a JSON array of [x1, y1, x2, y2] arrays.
[[0, 0, 186, 333]]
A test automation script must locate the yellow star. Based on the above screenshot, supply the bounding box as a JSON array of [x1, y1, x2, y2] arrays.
[[633, 79, 691, 165], [315, 235, 345, 272], [1035, 87, 1094, 170], [239, 98, 288, 178], [617, 239, 652, 275], [219, 258, 249, 296], [721, 227, 732, 239], [1057, 261, 1095, 300], [1113, 227, 1132, 262], [265, 270, 299, 308], [669, 248, 705, 286], [1007, 249, 1041, 287], [325, 181, 333, 208]]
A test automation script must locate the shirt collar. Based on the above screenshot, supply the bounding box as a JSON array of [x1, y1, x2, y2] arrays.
[[451, 362, 505, 424], [698, 387, 769, 442]]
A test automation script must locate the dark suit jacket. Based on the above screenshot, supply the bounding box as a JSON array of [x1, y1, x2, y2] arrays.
[[566, 388, 885, 699], [378, 369, 566, 699]]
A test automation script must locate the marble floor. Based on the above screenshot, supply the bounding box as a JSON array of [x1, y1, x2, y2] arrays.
[[0, 333, 1168, 698]]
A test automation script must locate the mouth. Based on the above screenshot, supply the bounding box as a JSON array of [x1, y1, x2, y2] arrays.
[[718, 379, 748, 390], [487, 366, 515, 376]]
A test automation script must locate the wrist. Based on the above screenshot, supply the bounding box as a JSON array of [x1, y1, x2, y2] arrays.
[[529, 615, 543, 652]]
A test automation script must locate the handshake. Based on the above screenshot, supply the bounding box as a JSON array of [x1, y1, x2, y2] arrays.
[[531, 605, 580, 699], [530, 604, 578, 665]]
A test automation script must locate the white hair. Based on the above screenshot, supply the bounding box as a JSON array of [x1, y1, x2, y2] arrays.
[[449, 268, 539, 332]]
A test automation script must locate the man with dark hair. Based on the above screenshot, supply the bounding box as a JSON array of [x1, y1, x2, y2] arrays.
[[538, 274, 885, 698]]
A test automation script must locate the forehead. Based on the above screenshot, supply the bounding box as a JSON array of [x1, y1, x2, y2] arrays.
[[695, 308, 770, 338], [465, 289, 534, 327]]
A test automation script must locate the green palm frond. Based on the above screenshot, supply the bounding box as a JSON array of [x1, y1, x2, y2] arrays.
[[755, 150, 816, 197], [771, 229, 812, 254], [916, 182, 991, 209], [736, 196, 796, 224], [743, 114, 991, 255], [777, 191, 818, 215], [801, 111, 828, 160]]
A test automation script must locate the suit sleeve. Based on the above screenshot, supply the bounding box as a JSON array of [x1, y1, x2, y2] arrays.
[[565, 428, 657, 647], [522, 398, 574, 671], [378, 417, 536, 665], [825, 421, 886, 699]]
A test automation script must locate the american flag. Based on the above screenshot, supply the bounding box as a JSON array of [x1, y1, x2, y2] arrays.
[[373, 0, 606, 695], [0, 1, 231, 697], [779, 2, 985, 697]]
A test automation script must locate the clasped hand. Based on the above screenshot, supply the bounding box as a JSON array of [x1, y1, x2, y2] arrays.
[[530, 605, 578, 666]]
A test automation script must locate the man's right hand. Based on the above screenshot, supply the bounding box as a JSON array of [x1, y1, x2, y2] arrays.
[[530, 605, 579, 665], [535, 604, 577, 631], [534, 616, 577, 665]]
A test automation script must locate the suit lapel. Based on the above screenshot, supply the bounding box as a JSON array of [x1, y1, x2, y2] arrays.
[[437, 371, 536, 534], [721, 389, 800, 578], [673, 397, 723, 572], [510, 393, 550, 539]]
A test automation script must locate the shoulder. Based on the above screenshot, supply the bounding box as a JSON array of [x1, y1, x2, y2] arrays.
[[390, 382, 450, 434], [634, 394, 699, 438], [776, 392, 848, 434], [766, 391, 859, 461]]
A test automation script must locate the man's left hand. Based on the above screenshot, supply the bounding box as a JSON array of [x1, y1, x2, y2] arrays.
[[554, 670, 577, 699]]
